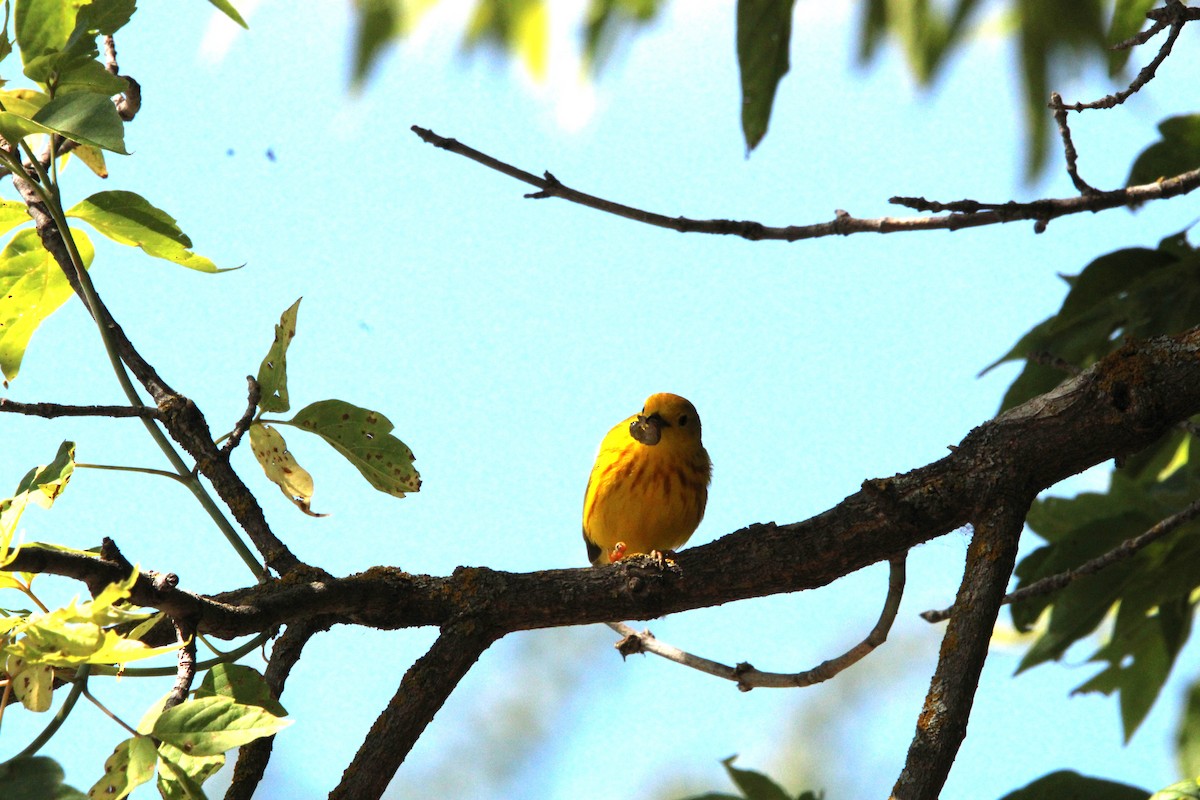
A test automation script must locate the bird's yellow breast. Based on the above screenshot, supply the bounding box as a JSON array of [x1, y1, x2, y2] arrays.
[[582, 394, 712, 565]]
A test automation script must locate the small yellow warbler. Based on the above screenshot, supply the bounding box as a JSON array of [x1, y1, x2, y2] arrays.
[[582, 393, 712, 566]]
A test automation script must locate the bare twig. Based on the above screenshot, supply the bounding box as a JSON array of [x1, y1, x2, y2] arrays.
[[328, 622, 498, 800], [412, 126, 1200, 239], [1070, 0, 1195, 111], [163, 618, 197, 711], [0, 398, 160, 419], [1049, 92, 1096, 195], [608, 555, 906, 690], [921, 495, 1200, 623], [103, 35, 119, 74], [1028, 350, 1083, 376], [892, 499, 1029, 800], [221, 377, 261, 457]]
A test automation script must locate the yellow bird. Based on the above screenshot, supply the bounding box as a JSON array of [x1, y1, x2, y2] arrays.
[[582, 393, 712, 566]]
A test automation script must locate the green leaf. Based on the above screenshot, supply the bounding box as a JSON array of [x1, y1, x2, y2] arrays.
[[1107, 0, 1157, 74], [998, 770, 1148, 800], [153, 695, 292, 757], [0, 200, 30, 236], [736, 0, 796, 152], [207, 0, 248, 29], [88, 736, 158, 800], [13, 441, 76, 510], [66, 191, 224, 272], [1015, 0, 1106, 176], [53, 58, 127, 96], [285, 399, 421, 498], [72, 0, 136, 38], [985, 240, 1199, 412], [1128, 114, 1200, 187], [352, 0, 402, 85], [719, 756, 792, 800], [196, 663, 288, 717], [1152, 778, 1200, 800], [13, 0, 74, 71], [582, 0, 662, 71], [32, 91, 128, 154], [156, 751, 211, 800], [248, 423, 324, 516], [0, 756, 87, 800], [1175, 678, 1200, 779], [256, 298, 301, 413], [155, 742, 224, 800], [1072, 596, 1191, 740], [0, 228, 94, 383]]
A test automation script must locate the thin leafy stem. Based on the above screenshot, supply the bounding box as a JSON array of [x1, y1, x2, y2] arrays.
[[11, 664, 90, 760], [76, 462, 192, 486], [20, 583, 50, 614], [79, 677, 139, 737], [0, 677, 11, 732]]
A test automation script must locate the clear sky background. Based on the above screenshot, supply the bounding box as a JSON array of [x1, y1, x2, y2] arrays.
[[4, 1, 1200, 798]]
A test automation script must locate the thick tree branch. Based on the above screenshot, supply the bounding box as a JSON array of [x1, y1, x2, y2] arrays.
[[225, 619, 329, 800], [328, 622, 497, 800], [891, 499, 1029, 800], [608, 554, 906, 690], [411, 125, 1200, 240], [9, 329, 1200, 645]]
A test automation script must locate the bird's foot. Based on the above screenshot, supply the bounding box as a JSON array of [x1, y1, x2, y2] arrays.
[[648, 549, 677, 568], [608, 541, 628, 563]]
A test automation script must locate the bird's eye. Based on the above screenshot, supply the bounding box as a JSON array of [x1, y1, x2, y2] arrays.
[[679, 414, 689, 427]]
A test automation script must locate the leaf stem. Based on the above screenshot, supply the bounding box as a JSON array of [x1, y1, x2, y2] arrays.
[[76, 462, 191, 485]]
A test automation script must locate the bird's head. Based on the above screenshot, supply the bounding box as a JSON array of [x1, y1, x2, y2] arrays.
[[629, 393, 702, 448]]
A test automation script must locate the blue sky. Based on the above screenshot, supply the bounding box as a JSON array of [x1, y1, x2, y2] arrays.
[[3, 1, 1200, 798]]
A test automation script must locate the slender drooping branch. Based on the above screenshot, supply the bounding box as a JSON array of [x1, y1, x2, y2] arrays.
[[328, 622, 498, 800], [891, 498, 1030, 800], [411, 125, 1200, 240], [609, 554, 907, 690]]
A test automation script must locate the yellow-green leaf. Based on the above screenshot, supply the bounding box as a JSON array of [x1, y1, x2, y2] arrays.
[[0, 201, 30, 237], [6, 654, 54, 711], [249, 423, 324, 517], [285, 399, 421, 498], [68, 143, 108, 178], [66, 191, 225, 272], [255, 298, 300, 413], [89, 736, 157, 800], [0, 227, 94, 383]]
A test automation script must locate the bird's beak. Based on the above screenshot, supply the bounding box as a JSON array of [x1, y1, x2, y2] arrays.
[[629, 412, 666, 446]]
